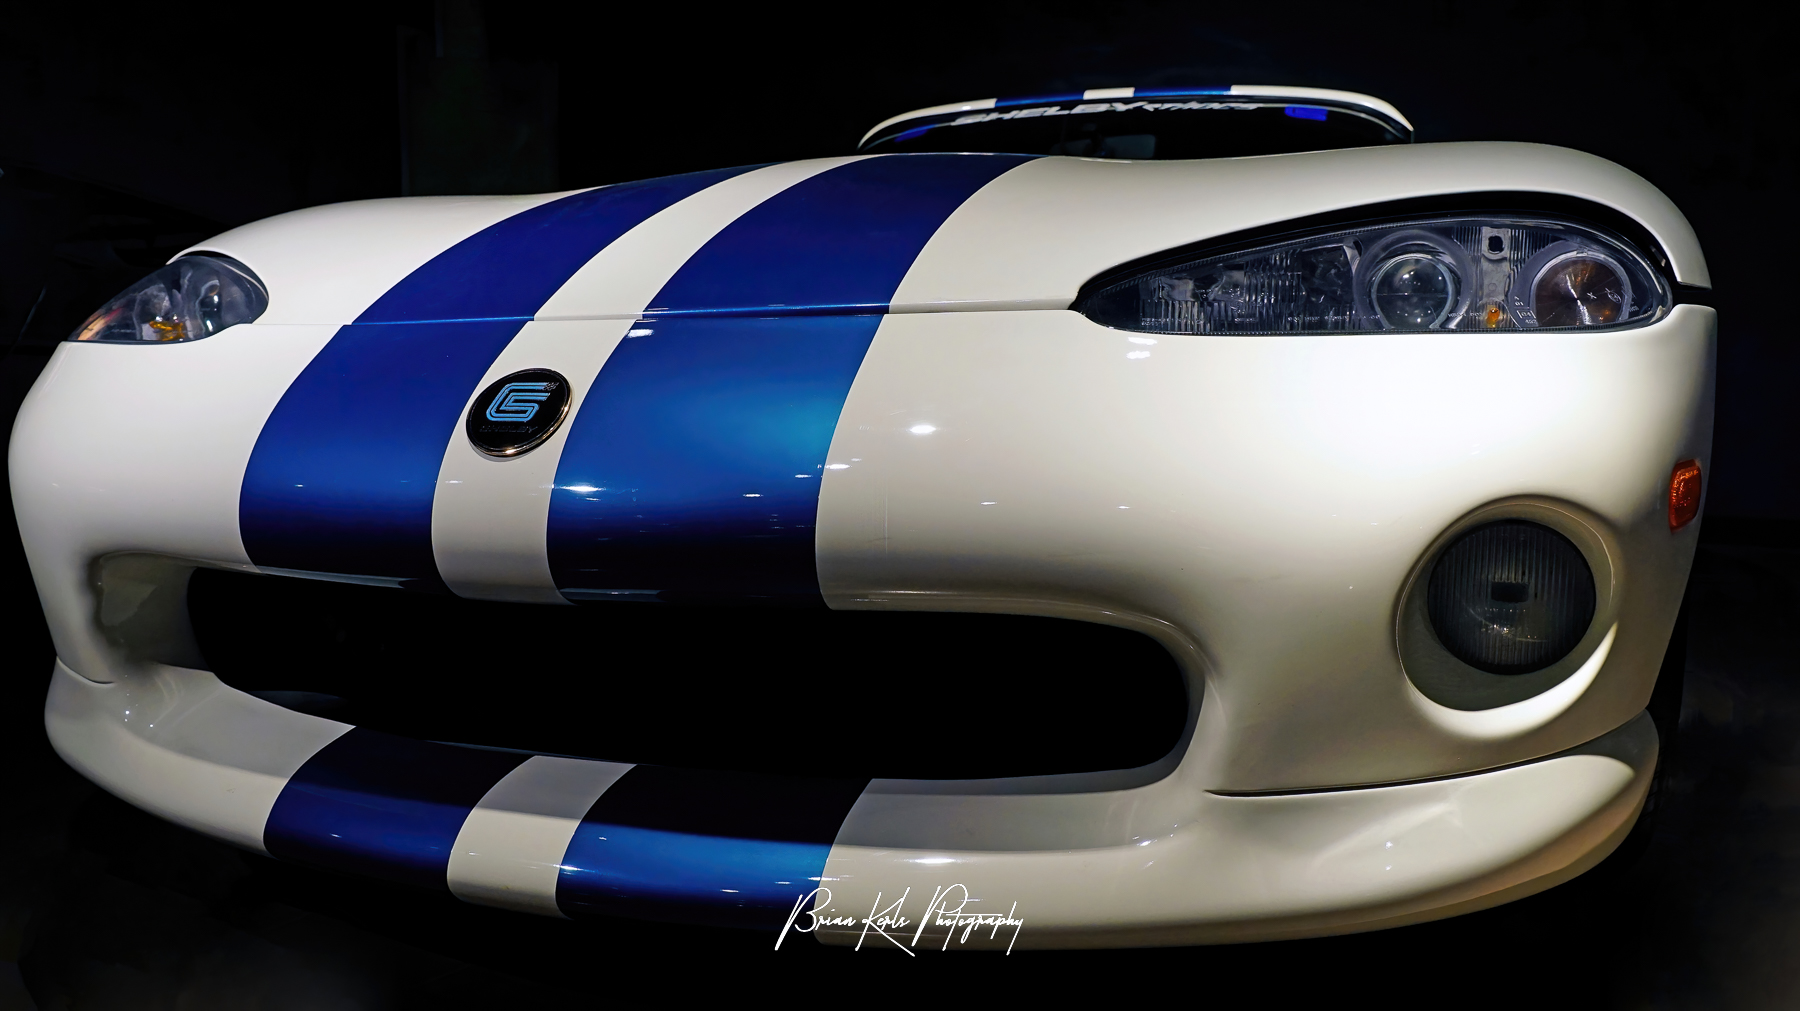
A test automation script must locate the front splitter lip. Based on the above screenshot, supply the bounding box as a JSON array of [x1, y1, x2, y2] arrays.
[[45, 657, 1655, 947], [813, 709, 1655, 950]]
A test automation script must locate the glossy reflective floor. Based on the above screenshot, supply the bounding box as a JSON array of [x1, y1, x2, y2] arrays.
[[1, 528, 1796, 1008]]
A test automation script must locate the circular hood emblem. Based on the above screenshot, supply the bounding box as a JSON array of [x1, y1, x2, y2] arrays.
[[466, 368, 571, 457]]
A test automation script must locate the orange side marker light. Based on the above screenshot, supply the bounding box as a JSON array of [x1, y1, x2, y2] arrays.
[[1669, 459, 1702, 531]]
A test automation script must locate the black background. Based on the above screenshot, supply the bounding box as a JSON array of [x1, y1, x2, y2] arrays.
[[3, 2, 1798, 1006]]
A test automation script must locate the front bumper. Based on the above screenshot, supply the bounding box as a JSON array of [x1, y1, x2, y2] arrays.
[[45, 658, 1654, 946]]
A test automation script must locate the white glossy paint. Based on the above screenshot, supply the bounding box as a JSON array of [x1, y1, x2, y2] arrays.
[[180, 148, 1709, 324], [8, 325, 341, 680], [533, 157, 868, 320], [890, 145, 1708, 315], [447, 755, 634, 916], [1412, 625, 1619, 739], [817, 712, 1653, 948], [44, 660, 350, 853], [817, 306, 1714, 790], [41, 644, 1653, 945], [186, 192, 580, 325], [433, 321, 630, 602]]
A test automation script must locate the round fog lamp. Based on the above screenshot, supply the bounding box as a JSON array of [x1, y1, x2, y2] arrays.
[[1425, 521, 1596, 675]]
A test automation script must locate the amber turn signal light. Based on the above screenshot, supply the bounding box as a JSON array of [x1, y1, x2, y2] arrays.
[[1670, 459, 1702, 531]]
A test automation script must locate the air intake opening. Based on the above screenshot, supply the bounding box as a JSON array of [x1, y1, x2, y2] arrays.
[[188, 569, 1189, 781]]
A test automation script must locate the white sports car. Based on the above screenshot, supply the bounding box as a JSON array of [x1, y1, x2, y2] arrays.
[[11, 85, 1713, 949]]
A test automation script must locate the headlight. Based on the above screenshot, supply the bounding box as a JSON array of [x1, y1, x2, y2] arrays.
[[1077, 215, 1668, 334], [68, 254, 269, 344]]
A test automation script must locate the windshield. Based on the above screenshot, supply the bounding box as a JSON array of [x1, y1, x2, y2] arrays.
[[860, 100, 1408, 160]]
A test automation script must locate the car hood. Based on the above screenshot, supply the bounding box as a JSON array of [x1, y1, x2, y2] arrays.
[[187, 142, 1707, 328]]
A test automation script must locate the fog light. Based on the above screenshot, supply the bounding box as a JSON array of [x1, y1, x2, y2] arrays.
[[1670, 459, 1702, 531], [1426, 521, 1596, 675]]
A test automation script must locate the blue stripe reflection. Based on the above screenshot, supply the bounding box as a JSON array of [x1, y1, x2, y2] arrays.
[[548, 315, 878, 602], [557, 824, 828, 929], [550, 154, 1029, 601], [263, 729, 527, 891]]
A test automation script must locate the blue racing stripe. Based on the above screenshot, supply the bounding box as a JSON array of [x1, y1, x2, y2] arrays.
[[264, 728, 528, 891], [547, 315, 878, 602], [645, 153, 1031, 316], [549, 154, 1030, 601], [240, 319, 522, 587], [240, 167, 753, 586], [557, 766, 868, 928], [362, 166, 758, 325]]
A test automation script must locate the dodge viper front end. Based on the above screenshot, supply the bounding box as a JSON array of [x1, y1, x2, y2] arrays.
[[11, 87, 1713, 947]]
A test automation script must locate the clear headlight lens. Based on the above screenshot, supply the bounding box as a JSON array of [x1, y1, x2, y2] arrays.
[[1372, 253, 1457, 328], [1532, 252, 1629, 327], [69, 254, 269, 344], [1077, 215, 1668, 334]]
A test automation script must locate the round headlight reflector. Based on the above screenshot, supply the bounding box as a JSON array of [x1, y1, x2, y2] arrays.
[[1371, 254, 1457, 329], [1425, 521, 1596, 675], [1532, 253, 1629, 328]]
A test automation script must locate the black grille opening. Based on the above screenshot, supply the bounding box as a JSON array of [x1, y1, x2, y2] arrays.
[[188, 569, 1189, 780]]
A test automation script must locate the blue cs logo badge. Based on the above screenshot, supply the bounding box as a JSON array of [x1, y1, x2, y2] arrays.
[[486, 382, 557, 422], [466, 368, 571, 457]]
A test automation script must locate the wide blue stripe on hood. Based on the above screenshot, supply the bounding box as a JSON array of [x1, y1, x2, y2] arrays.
[[643, 153, 1032, 316], [358, 167, 759, 324], [548, 154, 1031, 602], [240, 166, 753, 587]]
